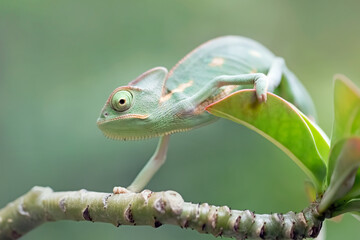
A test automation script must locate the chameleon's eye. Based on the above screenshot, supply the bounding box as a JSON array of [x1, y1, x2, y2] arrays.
[[111, 90, 133, 112]]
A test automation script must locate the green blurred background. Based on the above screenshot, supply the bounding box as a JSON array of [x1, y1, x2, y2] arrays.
[[1, 0, 360, 239]]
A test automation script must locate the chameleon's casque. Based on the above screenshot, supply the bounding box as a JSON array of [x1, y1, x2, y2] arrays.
[[97, 36, 316, 140]]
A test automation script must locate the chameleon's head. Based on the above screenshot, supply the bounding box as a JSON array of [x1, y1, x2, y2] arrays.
[[97, 67, 168, 140]]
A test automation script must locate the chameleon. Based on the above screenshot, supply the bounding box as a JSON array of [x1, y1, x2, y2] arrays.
[[97, 36, 316, 193]]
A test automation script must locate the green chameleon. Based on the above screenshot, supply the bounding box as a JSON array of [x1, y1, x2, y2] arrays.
[[97, 36, 316, 193]]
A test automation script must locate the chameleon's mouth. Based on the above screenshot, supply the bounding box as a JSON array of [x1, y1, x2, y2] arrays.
[[99, 127, 194, 141], [96, 113, 149, 125], [96, 112, 156, 140], [101, 131, 157, 141]]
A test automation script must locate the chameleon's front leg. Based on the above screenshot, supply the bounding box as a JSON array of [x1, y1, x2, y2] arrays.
[[189, 57, 285, 104], [114, 135, 170, 193]]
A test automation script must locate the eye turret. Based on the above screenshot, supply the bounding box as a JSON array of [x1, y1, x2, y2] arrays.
[[111, 90, 133, 112]]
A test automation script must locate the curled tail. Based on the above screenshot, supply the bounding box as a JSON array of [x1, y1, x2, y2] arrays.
[[274, 66, 317, 121]]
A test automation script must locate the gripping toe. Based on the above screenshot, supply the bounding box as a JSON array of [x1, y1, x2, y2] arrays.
[[255, 75, 268, 102]]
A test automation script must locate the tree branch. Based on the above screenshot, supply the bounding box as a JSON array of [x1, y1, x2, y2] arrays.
[[0, 186, 324, 239]]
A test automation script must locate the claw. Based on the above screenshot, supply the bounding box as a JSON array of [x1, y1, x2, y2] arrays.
[[258, 93, 267, 103]]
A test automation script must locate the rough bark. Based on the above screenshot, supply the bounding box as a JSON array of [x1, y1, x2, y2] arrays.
[[0, 186, 324, 240]]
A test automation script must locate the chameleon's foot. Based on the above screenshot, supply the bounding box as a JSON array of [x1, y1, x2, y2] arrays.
[[113, 186, 132, 194], [254, 75, 268, 102]]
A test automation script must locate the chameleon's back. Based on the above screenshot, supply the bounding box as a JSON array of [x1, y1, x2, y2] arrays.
[[166, 36, 275, 98], [166, 35, 317, 120]]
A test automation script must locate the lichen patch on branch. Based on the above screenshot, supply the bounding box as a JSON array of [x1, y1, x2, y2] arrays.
[[59, 198, 66, 213], [141, 190, 152, 204], [102, 194, 112, 209]]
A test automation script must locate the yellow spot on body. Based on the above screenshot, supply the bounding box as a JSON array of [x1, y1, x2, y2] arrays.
[[160, 80, 194, 103], [250, 69, 257, 73], [249, 50, 261, 58], [209, 57, 225, 67], [7, 218, 13, 223]]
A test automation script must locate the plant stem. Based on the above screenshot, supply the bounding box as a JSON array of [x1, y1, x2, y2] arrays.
[[0, 186, 324, 240]]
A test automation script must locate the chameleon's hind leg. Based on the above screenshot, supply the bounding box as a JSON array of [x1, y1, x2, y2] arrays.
[[266, 57, 286, 91], [189, 57, 286, 104], [113, 135, 170, 193], [279, 64, 317, 121]]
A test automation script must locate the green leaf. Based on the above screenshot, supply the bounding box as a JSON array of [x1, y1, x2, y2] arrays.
[[319, 137, 360, 213], [326, 75, 360, 199], [298, 111, 330, 163], [334, 138, 360, 200], [351, 212, 360, 222], [206, 90, 329, 191], [332, 199, 360, 217], [331, 74, 360, 147], [330, 198, 360, 217]]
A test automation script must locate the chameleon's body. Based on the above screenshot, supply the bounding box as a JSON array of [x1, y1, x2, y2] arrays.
[[97, 36, 316, 192]]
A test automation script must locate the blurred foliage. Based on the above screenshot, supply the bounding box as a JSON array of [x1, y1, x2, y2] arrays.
[[1, 0, 360, 239]]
